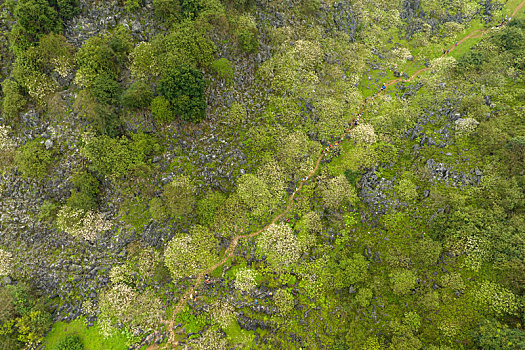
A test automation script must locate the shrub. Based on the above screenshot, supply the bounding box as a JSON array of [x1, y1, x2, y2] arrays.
[[149, 197, 169, 222], [15, 139, 54, 179], [11, 0, 59, 50], [121, 81, 152, 109], [235, 15, 258, 52], [38, 200, 60, 223], [181, 0, 204, 19], [152, 0, 181, 24], [55, 335, 83, 350], [130, 42, 159, 81], [66, 171, 100, 211], [454, 117, 479, 135], [56, 205, 112, 241], [473, 281, 519, 316], [236, 173, 275, 218], [36, 33, 76, 77], [355, 287, 372, 308], [162, 175, 195, 217], [0, 249, 13, 276], [158, 64, 207, 122], [90, 74, 121, 105], [1, 79, 26, 121], [224, 101, 246, 127], [234, 268, 257, 292], [210, 58, 233, 82], [397, 178, 418, 202], [196, 191, 226, 226], [151, 96, 173, 122], [164, 225, 219, 279]]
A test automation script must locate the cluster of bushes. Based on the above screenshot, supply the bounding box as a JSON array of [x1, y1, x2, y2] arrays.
[[0, 284, 52, 349]]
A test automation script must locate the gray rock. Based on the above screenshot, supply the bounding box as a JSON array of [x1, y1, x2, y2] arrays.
[[44, 139, 54, 150]]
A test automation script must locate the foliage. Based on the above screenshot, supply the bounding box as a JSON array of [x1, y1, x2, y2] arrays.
[[151, 96, 173, 122], [273, 289, 295, 315], [121, 81, 152, 109], [82, 133, 159, 178], [233, 268, 257, 293], [56, 205, 112, 241], [55, 335, 84, 350], [196, 191, 225, 226], [158, 64, 207, 122], [472, 281, 520, 316], [350, 123, 377, 144], [164, 225, 219, 279], [1, 79, 26, 121], [320, 174, 358, 210], [455, 117, 479, 136], [389, 269, 417, 296], [257, 223, 300, 272], [472, 319, 525, 350], [210, 58, 233, 82], [15, 139, 54, 179], [66, 171, 100, 211], [91, 74, 121, 105], [234, 15, 258, 52], [162, 175, 196, 218], [98, 283, 163, 336]]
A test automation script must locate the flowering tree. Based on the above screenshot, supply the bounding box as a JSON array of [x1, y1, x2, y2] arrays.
[[455, 118, 479, 136], [163, 175, 196, 218], [257, 223, 300, 272], [0, 248, 13, 276], [350, 124, 377, 144], [56, 205, 112, 241], [236, 174, 276, 219], [320, 174, 358, 210], [234, 268, 257, 293], [164, 225, 219, 279]]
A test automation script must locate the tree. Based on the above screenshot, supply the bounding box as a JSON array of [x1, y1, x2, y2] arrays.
[[236, 174, 275, 219], [411, 237, 441, 266], [90, 73, 121, 105], [320, 174, 358, 210], [196, 191, 226, 226], [350, 124, 378, 144], [66, 171, 100, 211], [0, 125, 16, 171], [273, 289, 295, 315], [15, 139, 54, 179], [235, 15, 258, 52], [473, 319, 525, 350], [121, 81, 152, 109], [234, 268, 257, 293], [158, 64, 207, 122], [397, 178, 418, 202], [390, 269, 417, 296], [164, 225, 219, 279], [10, 0, 59, 52], [210, 58, 233, 82], [162, 175, 196, 217], [257, 223, 300, 272], [151, 96, 173, 122]]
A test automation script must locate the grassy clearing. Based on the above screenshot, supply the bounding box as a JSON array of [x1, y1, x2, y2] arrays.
[[44, 319, 130, 350]]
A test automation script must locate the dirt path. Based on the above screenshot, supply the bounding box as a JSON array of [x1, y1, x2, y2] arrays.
[[156, 2, 525, 348]]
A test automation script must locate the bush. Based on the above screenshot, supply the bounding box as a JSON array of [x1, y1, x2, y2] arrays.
[[15, 139, 54, 179], [90, 74, 121, 105], [152, 0, 181, 24], [11, 0, 59, 50], [1, 79, 26, 121], [158, 64, 207, 122], [181, 0, 204, 19], [121, 81, 152, 109], [66, 171, 100, 211], [55, 335, 83, 350], [48, 0, 80, 20], [257, 223, 300, 272], [390, 269, 417, 296], [56, 205, 112, 241], [273, 289, 295, 315], [210, 58, 233, 82], [151, 96, 173, 122], [235, 15, 258, 53], [234, 268, 257, 292], [196, 191, 226, 226], [149, 197, 168, 222]]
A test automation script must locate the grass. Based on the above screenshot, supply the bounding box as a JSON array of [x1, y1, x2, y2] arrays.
[[44, 319, 130, 350]]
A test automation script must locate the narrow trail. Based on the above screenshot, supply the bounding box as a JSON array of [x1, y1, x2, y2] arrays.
[[157, 3, 525, 348]]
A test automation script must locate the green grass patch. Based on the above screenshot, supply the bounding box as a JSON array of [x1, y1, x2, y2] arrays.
[[44, 319, 129, 350]]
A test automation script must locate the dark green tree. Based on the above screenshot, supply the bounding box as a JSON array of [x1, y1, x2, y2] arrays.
[[158, 64, 206, 122], [121, 81, 153, 109]]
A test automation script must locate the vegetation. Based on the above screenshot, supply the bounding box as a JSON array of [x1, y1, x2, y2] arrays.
[[2, 0, 525, 349]]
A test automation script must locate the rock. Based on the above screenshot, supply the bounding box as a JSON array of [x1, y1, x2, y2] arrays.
[[44, 139, 54, 150]]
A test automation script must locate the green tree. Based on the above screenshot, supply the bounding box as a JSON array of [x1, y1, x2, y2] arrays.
[[1, 79, 26, 121], [473, 319, 525, 350], [321, 174, 358, 210], [151, 96, 173, 122], [236, 174, 275, 219], [210, 58, 233, 82], [15, 139, 54, 179], [164, 225, 219, 279], [162, 175, 196, 217], [121, 81, 152, 109], [257, 223, 300, 272], [273, 289, 295, 315], [55, 335, 83, 350], [390, 269, 417, 296], [196, 191, 226, 226], [66, 171, 100, 211], [90, 74, 121, 105], [158, 64, 207, 122]]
